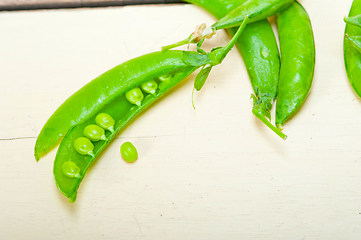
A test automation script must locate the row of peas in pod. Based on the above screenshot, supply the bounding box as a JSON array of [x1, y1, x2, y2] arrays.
[[126, 73, 173, 105], [62, 73, 174, 180], [63, 112, 115, 179]]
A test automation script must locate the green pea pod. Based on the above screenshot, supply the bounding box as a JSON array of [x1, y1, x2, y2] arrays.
[[54, 68, 196, 202], [186, 0, 285, 139], [34, 51, 193, 161], [344, 0, 361, 98], [51, 22, 249, 202], [275, 1, 315, 129], [36, 23, 245, 161], [34, 18, 248, 164], [211, 0, 294, 30]]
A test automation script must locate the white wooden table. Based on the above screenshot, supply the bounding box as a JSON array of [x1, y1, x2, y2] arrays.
[[1, 1, 361, 239]]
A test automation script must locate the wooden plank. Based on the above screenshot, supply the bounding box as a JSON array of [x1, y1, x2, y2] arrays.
[[3, 1, 361, 239], [0, 0, 185, 11]]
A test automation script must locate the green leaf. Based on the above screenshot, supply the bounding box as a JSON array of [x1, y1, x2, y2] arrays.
[[182, 51, 210, 67], [194, 65, 212, 91]]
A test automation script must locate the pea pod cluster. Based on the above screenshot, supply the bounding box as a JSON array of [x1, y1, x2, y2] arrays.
[[183, 0, 315, 136], [186, 0, 283, 138], [35, 0, 316, 203], [344, 0, 361, 97], [35, 21, 249, 202]]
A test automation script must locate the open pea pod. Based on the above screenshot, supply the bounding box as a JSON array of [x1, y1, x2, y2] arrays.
[[54, 68, 195, 202], [34, 51, 192, 161], [40, 21, 249, 202]]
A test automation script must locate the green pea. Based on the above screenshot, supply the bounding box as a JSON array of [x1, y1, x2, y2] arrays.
[[95, 113, 115, 132], [62, 161, 81, 178], [158, 73, 172, 82], [141, 80, 158, 95], [74, 137, 94, 157], [158, 73, 174, 90], [125, 87, 144, 106], [84, 124, 107, 142], [120, 142, 138, 163]]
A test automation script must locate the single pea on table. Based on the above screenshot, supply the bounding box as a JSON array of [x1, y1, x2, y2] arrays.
[[121, 142, 138, 163]]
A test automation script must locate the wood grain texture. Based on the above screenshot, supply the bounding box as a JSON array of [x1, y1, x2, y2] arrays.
[[0, 0, 184, 10], [1, 1, 361, 239]]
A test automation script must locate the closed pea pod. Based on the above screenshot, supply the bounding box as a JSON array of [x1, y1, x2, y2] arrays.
[[186, 0, 285, 139], [236, 20, 285, 139], [344, 0, 361, 98], [275, 1, 315, 129]]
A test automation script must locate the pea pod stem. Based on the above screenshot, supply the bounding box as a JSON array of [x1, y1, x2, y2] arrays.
[[208, 16, 249, 64], [162, 15, 248, 54], [191, 16, 249, 107], [253, 109, 287, 140], [161, 34, 195, 51], [251, 95, 287, 140]]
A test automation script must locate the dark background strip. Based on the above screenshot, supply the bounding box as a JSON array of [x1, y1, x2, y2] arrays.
[[0, 0, 186, 11]]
